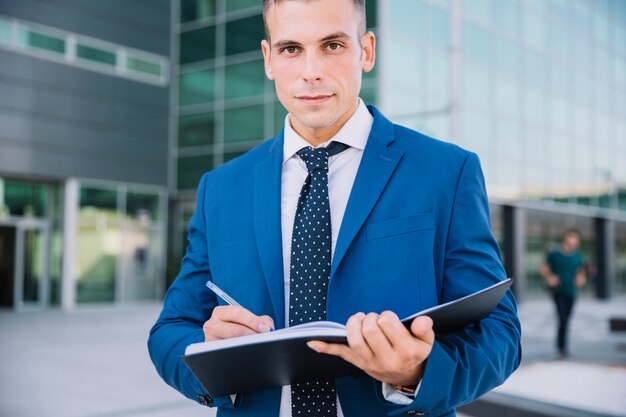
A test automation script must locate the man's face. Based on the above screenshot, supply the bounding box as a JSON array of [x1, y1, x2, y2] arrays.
[[261, 0, 375, 144], [563, 233, 581, 252]]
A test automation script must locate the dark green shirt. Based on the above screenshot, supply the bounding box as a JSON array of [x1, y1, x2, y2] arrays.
[[547, 249, 583, 296]]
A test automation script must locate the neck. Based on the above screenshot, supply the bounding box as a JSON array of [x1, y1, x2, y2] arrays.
[[291, 100, 359, 147]]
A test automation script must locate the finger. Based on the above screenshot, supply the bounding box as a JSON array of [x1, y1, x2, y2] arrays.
[[410, 315, 435, 345], [203, 319, 260, 341], [307, 340, 358, 365], [346, 312, 374, 360], [361, 312, 393, 356], [213, 305, 273, 333], [376, 310, 413, 348]]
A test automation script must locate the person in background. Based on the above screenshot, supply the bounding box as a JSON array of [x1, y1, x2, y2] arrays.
[[540, 228, 587, 358]]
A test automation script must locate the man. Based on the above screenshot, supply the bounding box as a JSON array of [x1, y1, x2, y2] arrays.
[[148, 0, 521, 416], [540, 229, 586, 358]]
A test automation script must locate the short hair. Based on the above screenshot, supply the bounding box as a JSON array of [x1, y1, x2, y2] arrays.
[[562, 228, 582, 241], [261, 0, 367, 41]]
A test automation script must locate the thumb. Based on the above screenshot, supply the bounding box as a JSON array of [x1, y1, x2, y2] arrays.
[[411, 315, 435, 344]]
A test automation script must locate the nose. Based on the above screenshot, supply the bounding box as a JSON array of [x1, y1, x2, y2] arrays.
[[302, 51, 323, 82]]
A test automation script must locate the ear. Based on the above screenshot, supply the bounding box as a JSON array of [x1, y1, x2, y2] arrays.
[[261, 39, 275, 80], [361, 31, 376, 73]]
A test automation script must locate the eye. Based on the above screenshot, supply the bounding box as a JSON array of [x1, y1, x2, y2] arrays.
[[281, 46, 299, 54], [327, 42, 342, 51]]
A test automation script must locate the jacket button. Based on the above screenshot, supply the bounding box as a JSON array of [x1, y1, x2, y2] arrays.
[[197, 394, 212, 406]]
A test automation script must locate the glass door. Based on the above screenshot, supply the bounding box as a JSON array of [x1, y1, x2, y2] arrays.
[[14, 220, 49, 310]]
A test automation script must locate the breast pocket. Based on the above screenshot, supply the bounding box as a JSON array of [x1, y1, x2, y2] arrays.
[[366, 213, 434, 241]]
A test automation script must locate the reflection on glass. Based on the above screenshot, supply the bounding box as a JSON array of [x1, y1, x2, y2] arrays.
[[225, 0, 259, 13], [274, 100, 288, 133], [0, 17, 11, 45], [523, 8, 545, 50], [463, 23, 491, 65], [179, 112, 215, 148], [463, 0, 491, 24], [179, 69, 215, 106], [224, 60, 266, 99], [77, 187, 118, 303], [427, 51, 449, 103], [180, 26, 216, 65], [463, 64, 489, 109], [224, 105, 265, 143], [4, 181, 48, 217], [430, 6, 450, 50], [225, 15, 264, 56], [126, 55, 162, 77], [616, 222, 626, 294], [180, 0, 216, 23], [495, 75, 520, 115], [22, 228, 44, 303], [389, 0, 426, 40], [17, 26, 65, 54], [76, 43, 116, 66], [385, 35, 423, 93], [496, 0, 519, 35], [496, 37, 520, 78], [178, 155, 213, 190]]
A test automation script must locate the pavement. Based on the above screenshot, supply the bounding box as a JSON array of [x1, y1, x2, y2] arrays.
[[0, 294, 625, 417]]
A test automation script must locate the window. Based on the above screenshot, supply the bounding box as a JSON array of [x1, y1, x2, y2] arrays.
[[126, 55, 162, 77], [224, 60, 266, 99], [17, 25, 65, 55], [179, 69, 215, 106], [76, 43, 116, 66], [177, 155, 213, 190], [225, 0, 260, 13], [180, 0, 216, 23], [389, 0, 426, 40], [178, 112, 215, 147], [0, 17, 11, 45], [180, 26, 216, 65], [463, 23, 491, 66], [224, 104, 265, 143], [225, 15, 264, 56]]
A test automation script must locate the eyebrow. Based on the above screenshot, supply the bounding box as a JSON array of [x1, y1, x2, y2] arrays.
[[272, 31, 352, 49]]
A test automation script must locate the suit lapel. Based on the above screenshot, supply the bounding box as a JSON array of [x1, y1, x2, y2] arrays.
[[253, 133, 285, 328], [331, 107, 404, 278]]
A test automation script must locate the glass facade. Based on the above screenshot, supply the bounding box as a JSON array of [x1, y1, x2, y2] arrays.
[[173, 0, 626, 298], [75, 182, 166, 304], [1, 14, 169, 85]]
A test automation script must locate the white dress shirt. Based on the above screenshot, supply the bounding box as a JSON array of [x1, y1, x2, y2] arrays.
[[278, 99, 412, 417]]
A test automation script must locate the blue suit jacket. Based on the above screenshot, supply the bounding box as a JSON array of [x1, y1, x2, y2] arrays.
[[148, 106, 521, 417]]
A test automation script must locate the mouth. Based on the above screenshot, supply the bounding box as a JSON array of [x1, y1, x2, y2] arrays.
[[295, 94, 334, 104]]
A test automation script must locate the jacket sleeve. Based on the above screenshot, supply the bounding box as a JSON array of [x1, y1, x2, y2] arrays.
[[393, 152, 522, 416], [147, 172, 237, 409]]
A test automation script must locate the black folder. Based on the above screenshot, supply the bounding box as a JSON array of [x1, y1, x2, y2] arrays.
[[182, 278, 513, 397]]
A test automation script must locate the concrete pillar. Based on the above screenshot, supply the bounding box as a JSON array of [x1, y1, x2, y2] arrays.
[[503, 205, 526, 302], [62, 178, 79, 311], [594, 217, 614, 300]]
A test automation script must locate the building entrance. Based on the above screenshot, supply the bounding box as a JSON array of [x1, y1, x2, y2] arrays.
[[0, 218, 49, 310]]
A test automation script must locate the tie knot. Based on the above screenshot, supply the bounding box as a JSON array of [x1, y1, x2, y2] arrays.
[[297, 146, 329, 173], [296, 141, 349, 174]]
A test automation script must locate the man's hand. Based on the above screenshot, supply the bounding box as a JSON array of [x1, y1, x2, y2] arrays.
[[545, 274, 561, 289], [203, 306, 274, 342], [307, 312, 435, 387]]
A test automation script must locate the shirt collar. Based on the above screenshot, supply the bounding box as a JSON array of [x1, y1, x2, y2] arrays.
[[282, 98, 373, 164]]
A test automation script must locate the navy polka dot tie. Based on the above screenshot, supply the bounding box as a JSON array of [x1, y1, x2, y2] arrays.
[[290, 141, 349, 417]]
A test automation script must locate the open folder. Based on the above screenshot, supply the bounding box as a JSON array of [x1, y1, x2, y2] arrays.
[[182, 278, 513, 397]]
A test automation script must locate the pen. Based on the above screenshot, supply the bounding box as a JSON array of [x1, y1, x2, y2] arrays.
[[205, 280, 273, 332], [206, 280, 242, 307]]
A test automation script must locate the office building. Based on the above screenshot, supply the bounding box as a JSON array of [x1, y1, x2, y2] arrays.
[[0, 0, 171, 310], [173, 0, 626, 301]]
